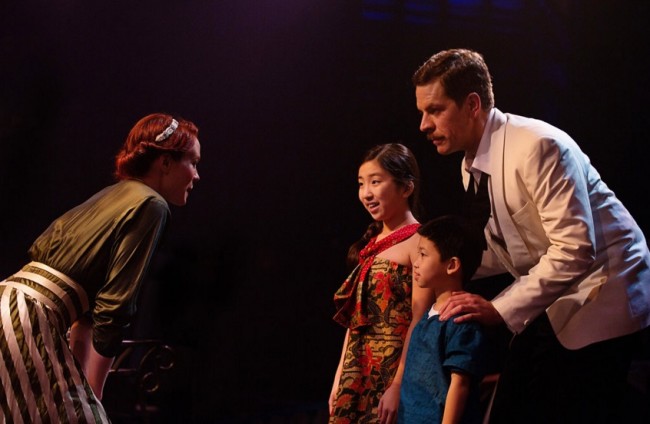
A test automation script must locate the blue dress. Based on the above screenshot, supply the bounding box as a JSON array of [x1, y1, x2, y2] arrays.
[[398, 310, 488, 424]]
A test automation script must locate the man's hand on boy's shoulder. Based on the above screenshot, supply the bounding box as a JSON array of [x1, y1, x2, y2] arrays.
[[438, 291, 504, 326]]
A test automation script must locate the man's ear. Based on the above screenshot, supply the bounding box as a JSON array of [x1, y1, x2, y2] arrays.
[[466, 92, 482, 116], [447, 257, 461, 276]]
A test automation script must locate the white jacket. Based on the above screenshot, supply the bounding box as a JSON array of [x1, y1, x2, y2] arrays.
[[469, 108, 650, 349]]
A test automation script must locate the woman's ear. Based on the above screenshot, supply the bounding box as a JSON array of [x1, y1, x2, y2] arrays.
[[160, 153, 172, 174]]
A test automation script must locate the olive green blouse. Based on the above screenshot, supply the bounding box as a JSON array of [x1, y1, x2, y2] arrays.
[[28, 180, 170, 357]]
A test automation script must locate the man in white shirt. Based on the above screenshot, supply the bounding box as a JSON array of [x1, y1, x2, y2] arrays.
[[413, 48, 650, 423]]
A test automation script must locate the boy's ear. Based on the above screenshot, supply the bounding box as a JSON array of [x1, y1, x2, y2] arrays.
[[446, 257, 461, 276]]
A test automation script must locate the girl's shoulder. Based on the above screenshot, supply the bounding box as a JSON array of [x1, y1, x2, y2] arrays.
[[377, 232, 420, 267], [401, 232, 421, 261]]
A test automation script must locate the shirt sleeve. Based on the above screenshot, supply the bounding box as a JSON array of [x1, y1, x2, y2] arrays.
[[442, 321, 488, 378], [92, 197, 169, 357]]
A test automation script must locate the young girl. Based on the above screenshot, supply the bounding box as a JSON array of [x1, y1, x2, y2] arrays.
[[329, 143, 435, 424]]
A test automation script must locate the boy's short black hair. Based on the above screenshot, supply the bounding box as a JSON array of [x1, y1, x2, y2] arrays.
[[417, 215, 483, 285]]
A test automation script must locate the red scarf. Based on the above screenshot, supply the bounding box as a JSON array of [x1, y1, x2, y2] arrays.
[[333, 223, 420, 329]]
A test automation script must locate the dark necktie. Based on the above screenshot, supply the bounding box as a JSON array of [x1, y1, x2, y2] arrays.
[[461, 171, 491, 249]]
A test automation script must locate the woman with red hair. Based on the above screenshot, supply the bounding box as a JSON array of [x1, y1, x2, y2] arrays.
[[0, 113, 201, 422]]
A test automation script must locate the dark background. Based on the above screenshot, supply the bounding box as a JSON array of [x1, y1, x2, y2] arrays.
[[2, 0, 650, 422]]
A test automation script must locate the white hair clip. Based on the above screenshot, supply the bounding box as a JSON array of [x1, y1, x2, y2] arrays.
[[154, 119, 179, 142]]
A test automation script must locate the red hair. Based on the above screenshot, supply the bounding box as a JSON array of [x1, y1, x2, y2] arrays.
[[114, 113, 199, 180]]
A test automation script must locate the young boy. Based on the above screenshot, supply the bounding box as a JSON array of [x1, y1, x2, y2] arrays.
[[398, 215, 488, 424]]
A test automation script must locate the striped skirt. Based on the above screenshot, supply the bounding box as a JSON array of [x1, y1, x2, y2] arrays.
[[0, 262, 109, 423]]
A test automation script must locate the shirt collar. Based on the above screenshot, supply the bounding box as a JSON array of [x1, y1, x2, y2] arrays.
[[464, 108, 498, 175], [427, 304, 440, 318]]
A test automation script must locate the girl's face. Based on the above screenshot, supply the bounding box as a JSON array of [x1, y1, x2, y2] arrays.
[[358, 159, 410, 224], [159, 137, 201, 206]]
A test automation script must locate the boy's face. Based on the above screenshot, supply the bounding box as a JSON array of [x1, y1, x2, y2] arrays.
[[413, 237, 450, 288]]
